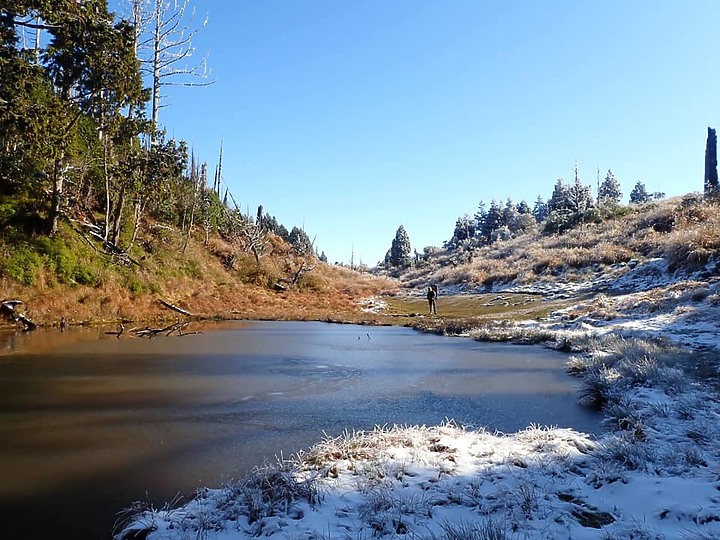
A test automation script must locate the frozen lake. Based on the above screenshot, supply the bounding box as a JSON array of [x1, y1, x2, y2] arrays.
[[0, 320, 600, 539]]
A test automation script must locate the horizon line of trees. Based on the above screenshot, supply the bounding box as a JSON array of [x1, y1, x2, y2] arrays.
[[383, 126, 720, 270], [383, 167, 670, 270]]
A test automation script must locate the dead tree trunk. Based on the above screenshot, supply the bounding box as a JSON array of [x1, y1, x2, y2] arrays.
[[49, 153, 66, 235]]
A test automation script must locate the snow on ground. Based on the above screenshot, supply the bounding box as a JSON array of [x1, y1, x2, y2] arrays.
[[115, 259, 720, 540]]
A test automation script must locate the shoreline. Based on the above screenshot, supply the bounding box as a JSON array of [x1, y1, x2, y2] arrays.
[[4, 285, 719, 538]]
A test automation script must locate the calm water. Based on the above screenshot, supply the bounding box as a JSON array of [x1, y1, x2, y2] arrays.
[[0, 320, 600, 539]]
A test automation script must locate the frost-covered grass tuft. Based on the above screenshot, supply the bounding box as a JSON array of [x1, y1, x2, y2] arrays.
[[433, 518, 509, 540], [237, 460, 322, 524], [568, 335, 691, 410]]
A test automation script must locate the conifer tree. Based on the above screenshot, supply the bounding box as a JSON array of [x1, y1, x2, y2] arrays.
[[480, 200, 504, 242], [450, 215, 475, 245], [565, 176, 594, 214], [547, 179, 569, 212], [386, 225, 412, 267], [705, 127, 719, 196], [598, 169, 622, 204], [544, 175, 593, 234], [288, 226, 313, 255], [474, 200, 487, 237], [1, 1, 147, 235], [516, 200, 532, 215], [532, 196, 548, 222], [629, 181, 650, 204]]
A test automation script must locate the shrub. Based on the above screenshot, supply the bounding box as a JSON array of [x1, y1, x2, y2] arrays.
[[0, 246, 43, 285], [180, 258, 203, 279], [298, 272, 326, 292], [235, 255, 281, 288]]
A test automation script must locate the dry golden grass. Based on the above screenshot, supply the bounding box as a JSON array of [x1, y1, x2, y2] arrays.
[[5, 193, 720, 332], [0, 224, 398, 329], [405, 195, 720, 293], [2, 270, 396, 328]]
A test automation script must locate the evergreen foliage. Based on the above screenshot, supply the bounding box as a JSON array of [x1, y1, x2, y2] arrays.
[[480, 200, 504, 242], [386, 225, 412, 267], [705, 126, 719, 196], [474, 200, 487, 237], [547, 179, 569, 212], [450, 214, 476, 246], [543, 175, 594, 234], [0, 1, 312, 291], [565, 177, 594, 214], [629, 181, 651, 204], [598, 169, 622, 204], [532, 196, 549, 222], [288, 227, 314, 255], [516, 200, 532, 215]]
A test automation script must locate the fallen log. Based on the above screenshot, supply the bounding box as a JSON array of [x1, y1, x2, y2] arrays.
[[104, 324, 125, 339], [0, 300, 37, 331], [158, 299, 194, 317], [130, 321, 194, 339]]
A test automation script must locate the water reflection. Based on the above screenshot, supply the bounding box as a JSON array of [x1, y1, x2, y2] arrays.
[[0, 320, 600, 539]]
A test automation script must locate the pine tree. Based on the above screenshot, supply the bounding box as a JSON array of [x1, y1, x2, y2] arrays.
[[1, 2, 147, 235], [503, 198, 521, 232], [480, 200, 504, 242], [288, 226, 313, 255], [516, 200, 532, 215], [598, 169, 622, 204], [705, 127, 719, 196], [451, 215, 476, 245], [548, 179, 569, 212], [387, 225, 412, 267], [629, 181, 650, 204], [532, 196, 548, 222], [474, 200, 487, 235], [511, 200, 537, 233], [565, 177, 594, 214]]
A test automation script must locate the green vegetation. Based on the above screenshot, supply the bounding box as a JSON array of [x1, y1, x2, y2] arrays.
[[0, 228, 104, 287]]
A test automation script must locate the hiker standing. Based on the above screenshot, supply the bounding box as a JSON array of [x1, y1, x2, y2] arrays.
[[426, 286, 437, 315]]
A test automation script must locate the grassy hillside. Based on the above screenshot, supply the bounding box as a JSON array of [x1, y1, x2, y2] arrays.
[[394, 193, 720, 293], [3, 192, 720, 332], [0, 219, 398, 329]]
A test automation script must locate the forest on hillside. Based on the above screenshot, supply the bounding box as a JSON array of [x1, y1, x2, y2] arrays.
[[4, 3, 720, 285], [0, 1, 324, 277]]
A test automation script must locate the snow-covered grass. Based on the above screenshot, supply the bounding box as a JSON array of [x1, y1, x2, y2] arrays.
[[114, 326, 720, 540], [114, 401, 720, 539], [114, 199, 720, 539]]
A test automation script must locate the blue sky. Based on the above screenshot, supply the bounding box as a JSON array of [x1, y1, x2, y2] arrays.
[[114, 0, 719, 266]]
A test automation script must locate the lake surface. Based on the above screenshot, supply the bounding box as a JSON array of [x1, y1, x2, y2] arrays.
[[0, 320, 601, 539]]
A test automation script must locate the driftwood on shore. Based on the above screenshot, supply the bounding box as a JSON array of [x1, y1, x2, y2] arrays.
[[130, 321, 200, 338], [104, 321, 202, 339], [0, 300, 37, 331], [101, 300, 198, 340], [158, 299, 194, 317]]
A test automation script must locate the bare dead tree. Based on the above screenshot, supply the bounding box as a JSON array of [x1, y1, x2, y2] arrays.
[[242, 221, 268, 265], [213, 139, 223, 196], [182, 160, 205, 253], [124, 0, 214, 137]]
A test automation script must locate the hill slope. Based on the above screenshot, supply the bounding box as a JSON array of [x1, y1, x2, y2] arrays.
[[380, 193, 720, 353], [0, 219, 397, 330]]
